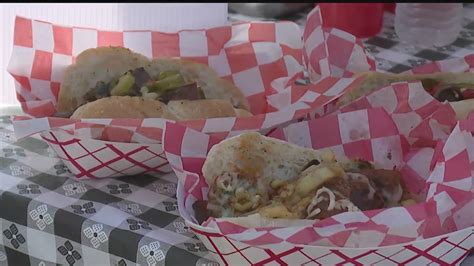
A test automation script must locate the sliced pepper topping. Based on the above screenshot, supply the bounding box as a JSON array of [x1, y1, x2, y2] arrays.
[[146, 73, 186, 93], [110, 72, 135, 96]]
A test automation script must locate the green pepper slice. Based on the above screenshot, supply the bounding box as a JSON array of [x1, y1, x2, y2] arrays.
[[147, 73, 185, 93], [110, 72, 135, 96]]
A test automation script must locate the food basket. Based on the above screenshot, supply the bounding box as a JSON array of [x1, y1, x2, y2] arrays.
[[163, 104, 473, 265], [8, 7, 370, 178]]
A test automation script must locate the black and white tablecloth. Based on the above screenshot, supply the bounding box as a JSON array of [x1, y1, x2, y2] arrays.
[[0, 114, 217, 265], [1, 4, 473, 266]]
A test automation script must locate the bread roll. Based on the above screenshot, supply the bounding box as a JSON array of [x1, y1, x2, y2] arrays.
[[70, 96, 177, 120], [58, 47, 251, 119], [71, 97, 253, 120]]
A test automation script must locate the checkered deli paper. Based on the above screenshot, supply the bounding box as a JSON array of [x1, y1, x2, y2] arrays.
[[7, 7, 377, 179], [302, 6, 377, 82], [162, 104, 473, 265], [334, 81, 459, 149], [315, 54, 474, 119]]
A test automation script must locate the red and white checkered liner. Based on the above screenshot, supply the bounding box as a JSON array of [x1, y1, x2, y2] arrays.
[[406, 54, 474, 75], [11, 85, 358, 179], [163, 106, 473, 264], [8, 7, 385, 179], [5, 6, 474, 263], [7, 16, 306, 116], [302, 6, 377, 82], [311, 54, 474, 129], [459, 113, 474, 133], [334, 81, 459, 148], [8, 6, 474, 185]]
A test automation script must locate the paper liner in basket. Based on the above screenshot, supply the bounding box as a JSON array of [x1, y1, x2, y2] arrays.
[[460, 113, 474, 133], [8, 5, 377, 136], [162, 106, 473, 250], [6, 7, 369, 180], [7, 15, 309, 116], [299, 6, 473, 121], [8, 6, 472, 182], [1, 13, 302, 179], [7, 4, 388, 140], [302, 6, 376, 82], [11, 74, 359, 180], [299, 53, 474, 148], [334, 81, 460, 149], [406, 54, 474, 75], [308, 54, 474, 122]]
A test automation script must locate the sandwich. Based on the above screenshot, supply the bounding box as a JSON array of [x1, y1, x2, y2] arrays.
[[196, 132, 416, 223], [336, 71, 474, 120], [57, 47, 251, 120]]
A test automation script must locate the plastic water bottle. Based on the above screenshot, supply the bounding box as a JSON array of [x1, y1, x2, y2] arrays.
[[395, 3, 463, 47]]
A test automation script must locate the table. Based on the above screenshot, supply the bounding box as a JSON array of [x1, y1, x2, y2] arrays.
[[1, 5, 473, 266]]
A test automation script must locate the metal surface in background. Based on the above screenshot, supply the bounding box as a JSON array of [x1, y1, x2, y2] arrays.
[[229, 3, 313, 18]]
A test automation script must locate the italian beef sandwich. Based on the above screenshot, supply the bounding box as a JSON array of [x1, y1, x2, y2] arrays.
[[57, 47, 251, 120], [194, 132, 420, 223], [336, 71, 474, 120]]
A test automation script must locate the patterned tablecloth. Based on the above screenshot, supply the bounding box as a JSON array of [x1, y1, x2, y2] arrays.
[[1, 4, 473, 266]]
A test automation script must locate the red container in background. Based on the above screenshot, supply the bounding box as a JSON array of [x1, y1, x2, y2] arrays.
[[319, 3, 385, 38], [385, 3, 396, 14]]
